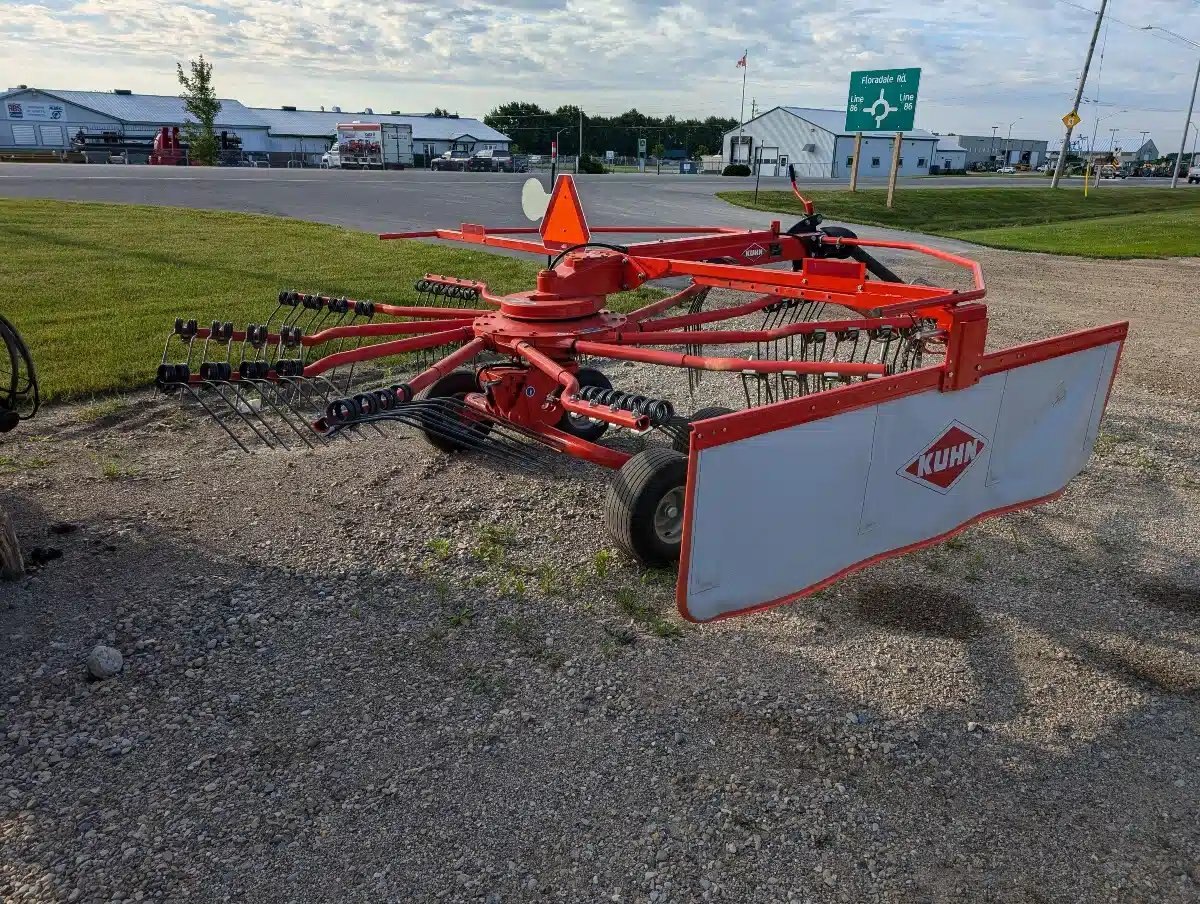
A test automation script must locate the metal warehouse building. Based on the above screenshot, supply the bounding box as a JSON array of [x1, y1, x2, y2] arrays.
[[0, 86, 510, 165], [722, 107, 939, 178], [1, 87, 269, 160]]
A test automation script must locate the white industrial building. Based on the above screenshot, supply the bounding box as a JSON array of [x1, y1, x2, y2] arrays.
[[0, 86, 510, 165], [722, 107, 939, 178], [933, 136, 967, 172]]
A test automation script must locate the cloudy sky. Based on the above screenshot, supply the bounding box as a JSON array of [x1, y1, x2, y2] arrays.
[[2, 0, 1200, 150]]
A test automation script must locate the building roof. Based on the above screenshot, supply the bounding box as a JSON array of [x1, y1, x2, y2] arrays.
[[935, 137, 965, 152], [779, 107, 936, 140], [4, 88, 267, 128], [0, 87, 511, 143], [248, 107, 509, 142]]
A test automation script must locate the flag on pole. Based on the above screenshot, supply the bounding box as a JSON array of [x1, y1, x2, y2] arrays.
[[736, 52, 747, 68]]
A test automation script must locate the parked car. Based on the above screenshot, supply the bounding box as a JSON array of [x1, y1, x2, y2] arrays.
[[1097, 165, 1126, 180], [430, 149, 471, 171], [467, 149, 525, 172], [1188, 165, 1200, 184], [998, 166, 1017, 174]]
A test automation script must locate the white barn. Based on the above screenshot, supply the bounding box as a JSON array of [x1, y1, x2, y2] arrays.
[[722, 106, 939, 178]]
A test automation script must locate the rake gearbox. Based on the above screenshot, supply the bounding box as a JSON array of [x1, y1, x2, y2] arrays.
[[157, 176, 1127, 622]]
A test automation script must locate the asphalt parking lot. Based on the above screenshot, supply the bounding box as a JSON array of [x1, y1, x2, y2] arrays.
[[0, 164, 1181, 237]]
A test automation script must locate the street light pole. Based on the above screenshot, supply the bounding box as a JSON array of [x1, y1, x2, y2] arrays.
[[990, 125, 998, 164], [1004, 118, 1021, 166], [1143, 26, 1200, 187], [1053, 0, 1110, 188]]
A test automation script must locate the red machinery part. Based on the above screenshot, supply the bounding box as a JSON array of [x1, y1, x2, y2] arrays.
[[161, 175, 1128, 621]]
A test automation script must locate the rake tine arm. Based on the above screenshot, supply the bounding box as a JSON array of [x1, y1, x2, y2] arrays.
[[638, 293, 779, 331], [573, 341, 887, 378], [611, 316, 928, 347], [303, 319, 475, 345], [514, 341, 650, 431], [624, 283, 710, 323], [301, 327, 476, 378], [405, 337, 491, 396]]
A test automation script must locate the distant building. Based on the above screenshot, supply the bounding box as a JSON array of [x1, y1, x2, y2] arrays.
[[1116, 139, 1160, 166], [953, 134, 1049, 170], [0, 86, 509, 165], [721, 106, 939, 178], [932, 136, 966, 172]]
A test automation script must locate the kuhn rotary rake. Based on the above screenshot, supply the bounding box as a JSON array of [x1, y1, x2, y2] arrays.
[[158, 175, 1127, 622]]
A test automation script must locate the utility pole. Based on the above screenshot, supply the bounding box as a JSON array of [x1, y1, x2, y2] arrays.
[[1143, 26, 1200, 187], [990, 124, 998, 163], [576, 108, 583, 174], [750, 99, 758, 118], [1052, 0, 1109, 188]]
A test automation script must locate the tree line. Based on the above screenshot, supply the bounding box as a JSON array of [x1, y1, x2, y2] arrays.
[[482, 102, 737, 157]]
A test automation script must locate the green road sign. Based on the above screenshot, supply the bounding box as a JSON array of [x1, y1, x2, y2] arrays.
[[637, 138, 647, 155], [845, 68, 921, 132]]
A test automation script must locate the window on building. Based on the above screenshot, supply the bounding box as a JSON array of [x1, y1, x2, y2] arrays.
[[897, 158, 904, 166], [917, 157, 926, 167], [871, 157, 880, 167], [10, 124, 36, 146], [846, 155, 854, 167]]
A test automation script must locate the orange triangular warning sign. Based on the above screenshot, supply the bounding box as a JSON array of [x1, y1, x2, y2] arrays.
[[539, 175, 590, 249]]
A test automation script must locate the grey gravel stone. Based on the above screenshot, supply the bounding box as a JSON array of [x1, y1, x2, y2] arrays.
[[85, 645, 123, 680]]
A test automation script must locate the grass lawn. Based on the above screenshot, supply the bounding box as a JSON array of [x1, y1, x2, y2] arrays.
[[0, 199, 656, 401], [716, 187, 1200, 258]]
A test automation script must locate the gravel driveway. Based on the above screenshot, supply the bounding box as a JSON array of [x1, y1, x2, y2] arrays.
[[1, 246, 1197, 903]]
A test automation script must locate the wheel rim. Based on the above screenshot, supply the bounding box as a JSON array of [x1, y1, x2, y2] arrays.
[[653, 487, 685, 544]]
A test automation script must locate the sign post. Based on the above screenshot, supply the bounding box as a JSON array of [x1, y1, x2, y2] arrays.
[[637, 137, 647, 173], [845, 67, 920, 207], [849, 132, 863, 191]]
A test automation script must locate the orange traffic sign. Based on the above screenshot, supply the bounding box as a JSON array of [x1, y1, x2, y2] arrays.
[[539, 175, 591, 249], [1062, 111, 1081, 129]]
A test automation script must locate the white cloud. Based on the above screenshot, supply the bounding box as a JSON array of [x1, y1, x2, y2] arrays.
[[1, 0, 1200, 149]]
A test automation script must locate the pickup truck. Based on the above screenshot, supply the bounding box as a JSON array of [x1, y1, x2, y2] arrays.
[[1188, 165, 1200, 184], [430, 150, 471, 171], [467, 149, 526, 172]]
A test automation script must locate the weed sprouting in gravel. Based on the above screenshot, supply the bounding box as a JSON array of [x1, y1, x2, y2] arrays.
[[0, 454, 49, 473], [614, 586, 684, 638], [461, 664, 509, 696], [535, 564, 561, 597], [593, 549, 615, 579], [447, 607, 475, 628], [639, 568, 675, 588], [98, 457, 137, 480], [943, 535, 969, 552], [427, 537, 452, 561], [474, 525, 514, 565]]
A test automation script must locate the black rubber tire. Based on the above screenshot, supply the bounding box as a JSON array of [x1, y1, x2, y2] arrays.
[[558, 367, 612, 442], [605, 447, 689, 566], [671, 406, 733, 455], [416, 370, 490, 453]]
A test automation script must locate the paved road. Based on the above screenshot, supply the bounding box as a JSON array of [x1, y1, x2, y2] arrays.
[[0, 164, 1185, 255]]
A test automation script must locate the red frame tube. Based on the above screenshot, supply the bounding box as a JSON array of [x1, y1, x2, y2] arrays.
[[613, 316, 927, 347], [574, 341, 886, 377], [514, 341, 650, 431], [302, 326, 474, 377]]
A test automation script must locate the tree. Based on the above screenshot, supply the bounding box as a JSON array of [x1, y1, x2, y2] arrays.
[[430, 107, 451, 117], [176, 55, 221, 166], [650, 142, 665, 159]]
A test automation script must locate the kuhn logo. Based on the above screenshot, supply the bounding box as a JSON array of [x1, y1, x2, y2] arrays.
[[898, 421, 987, 494], [742, 244, 767, 260]]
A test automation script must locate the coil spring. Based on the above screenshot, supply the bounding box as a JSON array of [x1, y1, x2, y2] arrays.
[[575, 385, 675, 426], [414, 279, 480, 301], [324, 384, 412, 426]]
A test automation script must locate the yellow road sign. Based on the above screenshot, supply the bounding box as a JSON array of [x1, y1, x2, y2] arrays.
[[1062, 111, 1081, 129]]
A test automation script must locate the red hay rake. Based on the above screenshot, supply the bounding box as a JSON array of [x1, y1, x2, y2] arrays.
[[158, 175, 1127, 622]]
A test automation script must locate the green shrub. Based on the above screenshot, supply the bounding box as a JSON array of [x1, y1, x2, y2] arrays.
[[579, 155, 607, 174], [722, 164, 751, 177]]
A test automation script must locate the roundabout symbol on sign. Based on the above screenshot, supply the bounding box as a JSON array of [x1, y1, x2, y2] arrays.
[[866, 89, 898, 128]]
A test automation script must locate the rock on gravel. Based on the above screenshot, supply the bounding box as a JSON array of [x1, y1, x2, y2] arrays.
[[85, 644, 123, 679]]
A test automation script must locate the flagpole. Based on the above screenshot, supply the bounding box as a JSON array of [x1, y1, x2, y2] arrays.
[[738, 50, 748, 166]]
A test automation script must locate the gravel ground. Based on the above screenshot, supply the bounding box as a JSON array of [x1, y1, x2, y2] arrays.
[[1, 246, 1197, 904]]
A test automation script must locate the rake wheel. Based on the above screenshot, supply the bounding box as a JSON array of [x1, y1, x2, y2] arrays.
[[416, 370, 492, 453], [671, 406, 734, 455], [606, 447, 688, 565]]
